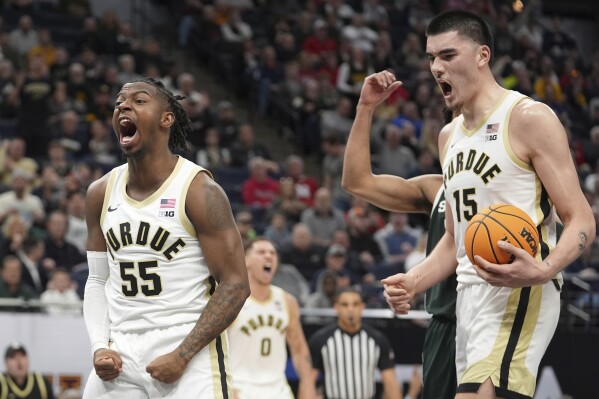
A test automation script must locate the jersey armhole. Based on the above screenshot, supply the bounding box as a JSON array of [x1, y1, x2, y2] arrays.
[[502, 96, 535, 171], [180, 168, 213, 237], [100, 169, 118, 226]]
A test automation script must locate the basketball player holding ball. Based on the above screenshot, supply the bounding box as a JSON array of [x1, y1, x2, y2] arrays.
[[382, 10, 594, 399]]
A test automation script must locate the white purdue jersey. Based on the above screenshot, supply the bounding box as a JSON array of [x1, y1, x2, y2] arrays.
[[442, 90, 559, 286], [229, 285, 290, 386], [101, 156, 213, 331]]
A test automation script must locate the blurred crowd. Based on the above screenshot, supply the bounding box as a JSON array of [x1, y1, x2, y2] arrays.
[[0, 0, 598, 320]]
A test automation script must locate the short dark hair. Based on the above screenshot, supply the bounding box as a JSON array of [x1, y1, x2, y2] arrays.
[[426, 10, 494, 60], [334, 287, 364, 304], [134, 77, 191, 152]]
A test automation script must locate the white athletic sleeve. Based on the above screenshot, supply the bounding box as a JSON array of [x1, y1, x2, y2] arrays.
[[83, 251, 111, 356]]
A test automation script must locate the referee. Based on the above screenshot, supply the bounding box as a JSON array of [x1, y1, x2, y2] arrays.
[[308, 288, 401, 399]]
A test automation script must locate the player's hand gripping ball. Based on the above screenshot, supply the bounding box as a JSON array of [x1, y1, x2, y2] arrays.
[[465, 204, 539, 264]]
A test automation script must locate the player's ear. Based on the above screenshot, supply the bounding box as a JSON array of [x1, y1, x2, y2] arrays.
[[160, 111, 175, 129], [478, 45, 491, 67]]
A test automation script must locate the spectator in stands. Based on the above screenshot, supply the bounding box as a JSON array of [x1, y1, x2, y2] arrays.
[[304, 270, 339, 312], [302, 19, 337, 66], [43, 210, 85, 272], [301, 187, 346, 248], [283, 155, 318, 207], [254, 45, 285, 117], [65, 190, 86, 255], [230, 123, 275, 168], [321, 136, 349, 211], [88, 120, 117, 170], [264, 211, 291, 249], [0, 33, 21, 70], [330, 228, 373, 283], [221, 7, 253, 43], [32, 164, 62, 214], [65, 63, 93, 114], [0, 255, 38, 311], [196, 127, 231, 169], [117, 54, 142, 86], [534, 56, 565, 104], [44, 140, 72, 177], [280, 223, 324, 282], [341, 13, 379, 54], [10, 56, 53, 159], [16, 236, 48, 295], [0, 169, 44, 231], [0, 213, 29, 259], [375, 124, 418, 178], [8, 15, 39, 56], [346, 206, 383, 266], [40, 267, 81, 315], [49, 81, 81, 123], [377, 212, 419, 271], [234, 210, 254, 246], [310, 244, 357, 292], [214, 100, 240, 148], [27, 28, 56, 68], [77, 16, 104, 54], [52, 110, 88, 159], [268, 177, 306, 224], [0, 138, 38, 187], [336, 45, 374, 105], [241, 156, 280, 209], [1, 344, 55, 398], [319, 96, 354, 142]]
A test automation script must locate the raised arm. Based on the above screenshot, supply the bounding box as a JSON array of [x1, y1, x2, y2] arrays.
[[474, 100, 596, 286], [342, 70, 442, 213], [285, 292, 317, 399]]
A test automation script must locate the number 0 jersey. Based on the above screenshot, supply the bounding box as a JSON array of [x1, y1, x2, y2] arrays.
[[228, 286, 290, 386], [101, 156, 212, 332], [442, 90, 559, 286]]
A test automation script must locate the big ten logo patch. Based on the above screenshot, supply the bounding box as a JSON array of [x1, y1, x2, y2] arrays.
[[159, 210, 175, 218]]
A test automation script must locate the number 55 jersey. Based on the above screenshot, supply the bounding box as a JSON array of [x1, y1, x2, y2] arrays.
[[101, 156, 213, 332]]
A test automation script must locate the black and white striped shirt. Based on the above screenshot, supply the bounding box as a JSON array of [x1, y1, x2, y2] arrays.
[[309, 323, 395, 399]]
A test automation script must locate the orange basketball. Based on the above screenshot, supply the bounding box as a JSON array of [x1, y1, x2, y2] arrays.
[[464, 204, 539, 265]]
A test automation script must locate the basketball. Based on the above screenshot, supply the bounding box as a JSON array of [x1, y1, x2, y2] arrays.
[[464, 204, 539, 265]]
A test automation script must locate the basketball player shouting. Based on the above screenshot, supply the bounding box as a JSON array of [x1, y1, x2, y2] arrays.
[[83, 77, 250, 398], [228, 238, 316, 399], [382, 10, 594, 399]]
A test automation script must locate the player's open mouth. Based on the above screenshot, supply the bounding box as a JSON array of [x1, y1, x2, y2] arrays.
[[263, 264, 272, 275], [119, 117, 137, 144], [439, 81, 453, 98]]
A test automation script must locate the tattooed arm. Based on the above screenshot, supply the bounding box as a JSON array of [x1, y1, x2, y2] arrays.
[[146, 172, 250, 383], [473, 100, 595, 287]]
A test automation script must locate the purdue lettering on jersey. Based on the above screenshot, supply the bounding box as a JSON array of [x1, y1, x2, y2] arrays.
[[239, 313, 288, 337], [443, 149, 502, 187], [442, 90, 559, 286], [105, 222, 186, 260], [101, 157, 213, 331]]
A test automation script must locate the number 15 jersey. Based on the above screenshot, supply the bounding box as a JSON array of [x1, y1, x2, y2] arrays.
[[101, 156, 213, 332], [442, 90, 559, 286]]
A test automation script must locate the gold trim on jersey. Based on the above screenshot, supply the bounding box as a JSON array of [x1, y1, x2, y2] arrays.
[[120, 156, 185, 208], [0, 373, 8, 399], [35, 373, 48, 399], [502, 96, 534, 171], [249, 287, 274, 306], [440, 119, 458, 164], [179, 167, 212, 237], [6, 373, 34, 398], [100, 169, 119, 226], [209, 331, 231, 399], [460, 90, 510, 137], [508, 285, 542, 396], [459, 288, 538, 397]]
